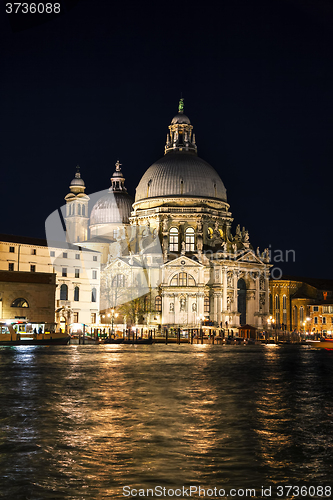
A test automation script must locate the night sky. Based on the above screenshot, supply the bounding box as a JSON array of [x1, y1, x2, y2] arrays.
[[1, 0, 333, 278]]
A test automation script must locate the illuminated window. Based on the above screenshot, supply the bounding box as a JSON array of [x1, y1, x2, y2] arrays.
[[155, 295, 162, 312], [112, 274, 125, 287], [300, 306, 304, 324], [91, 288, 97, 302], [204, 296, 210, 313], [11, 298, 29, 308], [60, 284, 68, 300], [62, 268, 67, 277], [75, 269, 80, 278], [73, 312, 79, 323], [179, 272, 187, 286], [170, 275, 178, 286], [9, 246, 15, 253], [185, 227, 195, 252], [169, 227, 179, 252], [169, 273, 196, 287], [91, 313, 96, 323], [188, 275, 196, 286], [283, 295, 287, 309], [74, 286, 79, 301]]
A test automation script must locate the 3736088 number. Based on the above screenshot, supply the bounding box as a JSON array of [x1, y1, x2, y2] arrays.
[[277, 485, 331, 497], [6, 3, 60, 14]]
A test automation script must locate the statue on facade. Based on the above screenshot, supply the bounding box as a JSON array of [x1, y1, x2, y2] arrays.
[[181, 241, 186, 255], [180, 296, 186, 311], [162, 218, 168, 232], [192, 303, 197, 312], [197, 220, 203, 232], [170, 302, 174, 312]]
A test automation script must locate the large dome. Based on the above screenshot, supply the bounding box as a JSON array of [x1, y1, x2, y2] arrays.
[[90, 191, 134, 225], [135, 152, 227, 202]]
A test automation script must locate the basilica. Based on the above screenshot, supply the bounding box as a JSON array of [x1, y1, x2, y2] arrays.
[[64, 100, 270, 330]]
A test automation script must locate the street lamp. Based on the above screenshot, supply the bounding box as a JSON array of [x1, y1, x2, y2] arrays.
[[110, 308, 118, 337]]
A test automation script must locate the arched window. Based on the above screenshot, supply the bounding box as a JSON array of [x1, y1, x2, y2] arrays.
[[204, 296, 210, 313], [237, 278, 247, 325], [82, 205, 85, 216], [275, 295, 280, 324], [169, 273, 196, 286], [78, 204, 81, 215], [169, 227, 179, 252], [11, 298, 29, 308], [74, 286, 79, 302], [185, 227, 195, 252], [300, 306, 304, 324], [293, 306, 298, 328], [112, 274, 126, 287], [91, 288, 97, 302], [155, 295, 162, 312], [60, 284, 68, 301], [282, 295, 287, 325]]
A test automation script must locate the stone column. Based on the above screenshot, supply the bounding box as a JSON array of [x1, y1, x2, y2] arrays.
[[222, 267, 227, 312]]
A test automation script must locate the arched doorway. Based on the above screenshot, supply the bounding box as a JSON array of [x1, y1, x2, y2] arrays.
[[60, 316, 66, 333], [237, 278, 247, 325]]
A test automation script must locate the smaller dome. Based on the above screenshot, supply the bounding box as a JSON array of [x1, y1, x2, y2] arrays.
[[70, 177, 85, 187], [90, 191, 134, 225], [171, 113, 191, 125]]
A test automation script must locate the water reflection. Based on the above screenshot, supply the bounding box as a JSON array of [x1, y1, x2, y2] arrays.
[[0, 345, 332, 498]]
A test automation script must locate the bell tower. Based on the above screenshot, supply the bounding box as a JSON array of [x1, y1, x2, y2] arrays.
[[64, 166, 90, 243]]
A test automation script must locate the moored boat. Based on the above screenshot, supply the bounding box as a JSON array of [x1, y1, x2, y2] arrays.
[[0, 322, 70, 346], [306, 338, 333, 350]]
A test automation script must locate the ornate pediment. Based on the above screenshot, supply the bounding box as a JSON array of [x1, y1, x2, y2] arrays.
[[235, 250, 264, 265], [162, 255, 204, 269]]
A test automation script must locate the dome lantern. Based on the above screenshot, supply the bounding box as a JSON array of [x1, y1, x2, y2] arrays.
[[165, 99, 197, 155], [69, 165, 86, 194], [110, 160, 128, 193]]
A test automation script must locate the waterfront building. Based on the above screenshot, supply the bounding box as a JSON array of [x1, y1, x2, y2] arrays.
[[0, 270, 56, 324], [69, 101, 271, 330], [269, 275, 333, 333], [309, 302, 333, 336], [0, 234, 101, 332]]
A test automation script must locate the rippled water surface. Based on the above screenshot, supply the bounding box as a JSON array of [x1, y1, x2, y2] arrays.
[[0, 344, 332, 499]]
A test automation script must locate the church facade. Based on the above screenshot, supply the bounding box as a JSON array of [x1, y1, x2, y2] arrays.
[[65, 101, 270, 331]]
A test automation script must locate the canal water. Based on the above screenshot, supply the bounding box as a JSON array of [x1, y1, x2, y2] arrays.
[[0, 344, 332, 499]]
